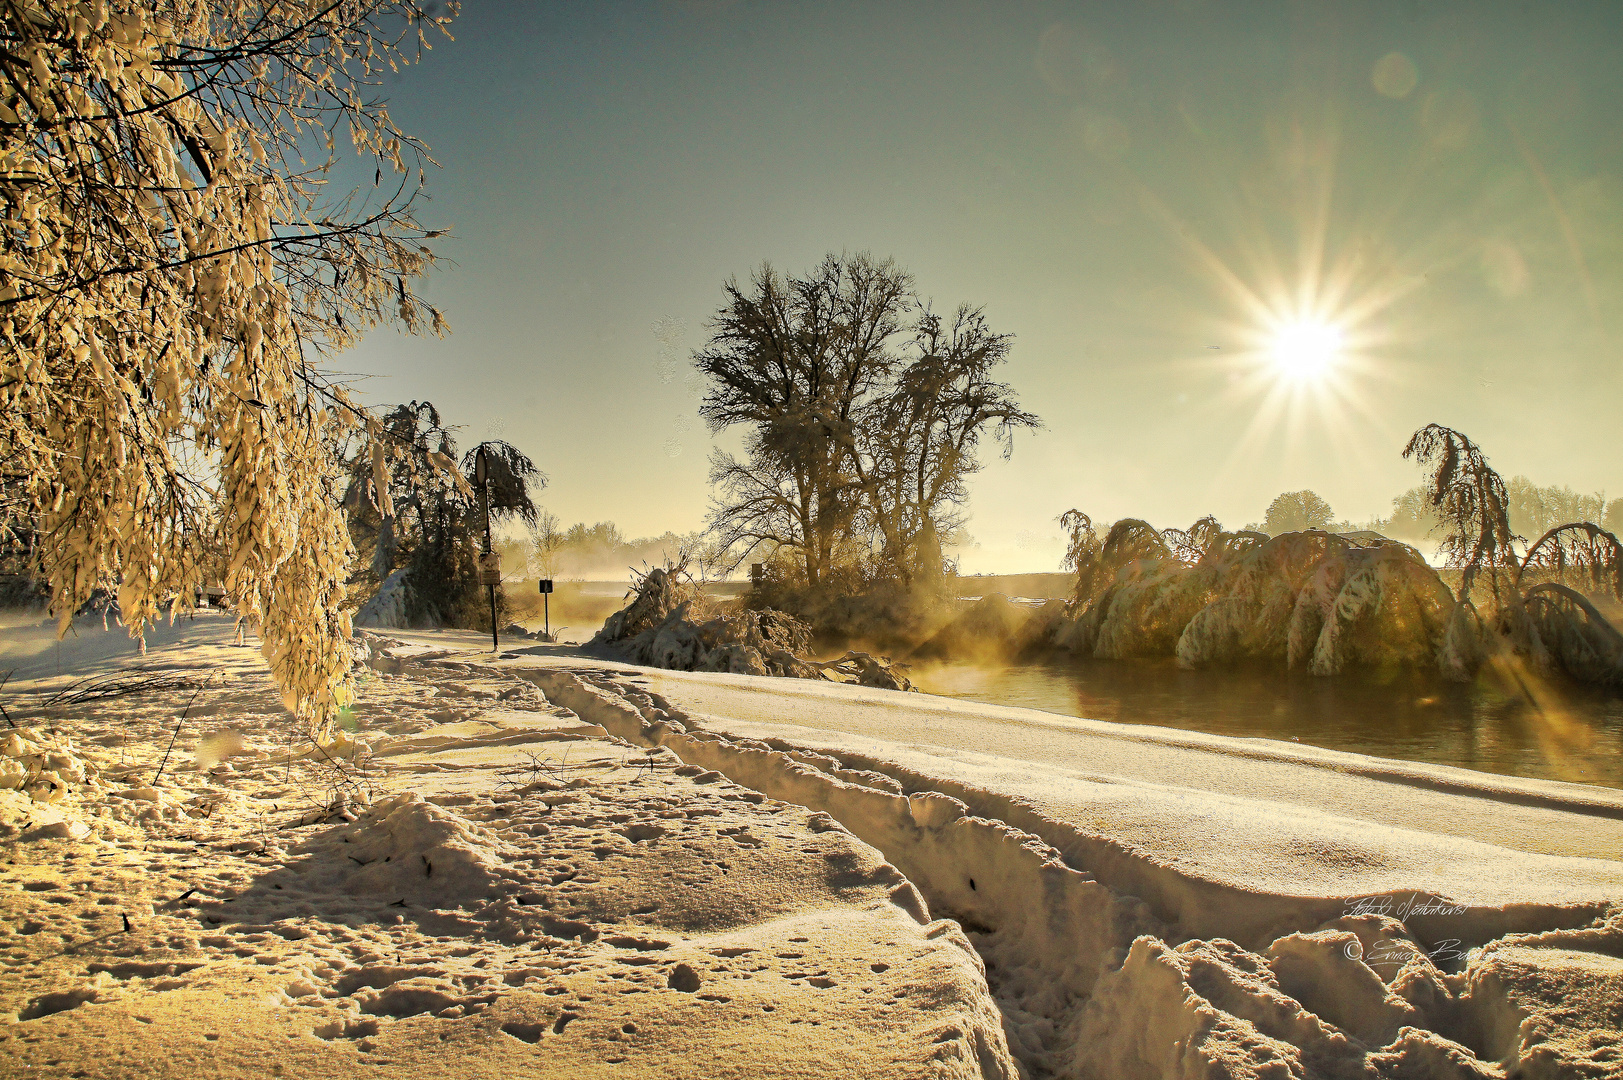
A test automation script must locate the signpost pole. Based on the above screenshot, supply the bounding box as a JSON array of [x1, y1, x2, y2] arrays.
[[476, 446, 497, 654], [544, 591, 549, 640]]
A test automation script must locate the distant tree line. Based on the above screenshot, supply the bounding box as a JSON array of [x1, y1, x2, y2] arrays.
[[1244, 482, 1622, 545], [512, 517, 719, 582], [1382, 477, 1622, 546]]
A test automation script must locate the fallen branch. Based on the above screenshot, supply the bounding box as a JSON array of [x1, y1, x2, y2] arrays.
[[31, 665, 221, 710], [806, 651, 915, 692], [152, 687, 207, 786]]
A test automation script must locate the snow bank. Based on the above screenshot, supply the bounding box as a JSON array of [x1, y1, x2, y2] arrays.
[[294, 791, 508, 905], [520, 665, 1623, 1080]]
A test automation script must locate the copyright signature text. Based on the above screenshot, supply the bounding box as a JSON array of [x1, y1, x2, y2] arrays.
[[1343, 893, 1468, 920]]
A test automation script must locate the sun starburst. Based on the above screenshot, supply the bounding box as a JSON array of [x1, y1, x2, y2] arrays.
[[1268, 318, 1344, 384]]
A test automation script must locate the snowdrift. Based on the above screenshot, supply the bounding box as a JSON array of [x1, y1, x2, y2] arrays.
[[0, 625, 1021, 1079], [524, 663, 1623, 1080]]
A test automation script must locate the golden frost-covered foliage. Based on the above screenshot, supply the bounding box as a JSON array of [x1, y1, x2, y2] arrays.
[[1050, 512, 1464, 677], [0, 0, 456, 728], [1513, 523, 1623, 686], [1044, 426, 1623, 686]]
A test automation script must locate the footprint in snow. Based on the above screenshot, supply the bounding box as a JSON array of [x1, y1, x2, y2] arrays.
[[619, 823, 667, 842]]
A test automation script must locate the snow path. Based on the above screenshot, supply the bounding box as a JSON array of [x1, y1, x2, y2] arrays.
[[610, 667, 1623, 864], [450, 643, 1623, 911]]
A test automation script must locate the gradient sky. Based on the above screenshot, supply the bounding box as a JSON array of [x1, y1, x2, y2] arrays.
[[341, 0, 1623, 575]]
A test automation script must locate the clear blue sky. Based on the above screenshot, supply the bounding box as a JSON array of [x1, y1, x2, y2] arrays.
[[342, 0, 1623, 573]]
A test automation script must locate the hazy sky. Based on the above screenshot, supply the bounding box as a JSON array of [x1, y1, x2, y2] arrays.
[[342, 0, 1623, 575]]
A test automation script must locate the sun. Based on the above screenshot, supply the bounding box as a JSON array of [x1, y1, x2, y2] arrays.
[[1269, 319, 1344, 382]]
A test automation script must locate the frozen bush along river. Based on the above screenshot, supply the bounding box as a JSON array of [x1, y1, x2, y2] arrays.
[[906, 657, 1623, 789]]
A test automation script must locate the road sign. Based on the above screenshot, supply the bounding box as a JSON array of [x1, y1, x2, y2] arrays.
[[539, 578, 553, 639], [477, 551, 502, 586]]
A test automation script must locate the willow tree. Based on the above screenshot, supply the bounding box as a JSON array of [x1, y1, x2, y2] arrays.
[[0, 0, 456, 726], [1402, 424, 1520, 603]]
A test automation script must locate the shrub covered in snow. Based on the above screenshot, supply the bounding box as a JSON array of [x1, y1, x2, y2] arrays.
[[1030, 427, 1623, 685], [592, 562, 914, 688]]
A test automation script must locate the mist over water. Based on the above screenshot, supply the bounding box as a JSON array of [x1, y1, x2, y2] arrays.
[[907, 658, 1623, 790]]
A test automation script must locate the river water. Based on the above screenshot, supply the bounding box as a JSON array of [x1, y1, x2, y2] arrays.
[[905, 657, 1623, 791]]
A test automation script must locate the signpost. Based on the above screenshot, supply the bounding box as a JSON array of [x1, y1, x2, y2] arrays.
[[539, 578, 553, 640], [474, 446, 498, 653]]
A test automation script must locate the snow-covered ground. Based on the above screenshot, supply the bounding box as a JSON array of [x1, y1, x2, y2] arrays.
[[0, 615, 1017, 1078], [483, 633, 1620, 1080], [4, 617, 1621, 1078]]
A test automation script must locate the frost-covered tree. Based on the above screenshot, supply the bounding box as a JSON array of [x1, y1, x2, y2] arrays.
[[698, 254, 909, 587], [343, 402, 542, 629], [1058, 509, 1100, 580], [1403, 424, 1518, 603], [869, 304, 1039, 583], [697, 253, 1037, 587], [0, 0, 456, 725], [1040, 433, 1623, 686]]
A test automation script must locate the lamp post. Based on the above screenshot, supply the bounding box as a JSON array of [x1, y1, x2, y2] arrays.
[[474, 445, 498, 653]]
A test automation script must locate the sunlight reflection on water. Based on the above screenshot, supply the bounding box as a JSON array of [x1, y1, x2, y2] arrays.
[[907, 658, 1623, 790]]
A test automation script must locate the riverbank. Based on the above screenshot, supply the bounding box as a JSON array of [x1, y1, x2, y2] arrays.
[[378, 628, 1621, 1078], [901, 655, 1623, 789]]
